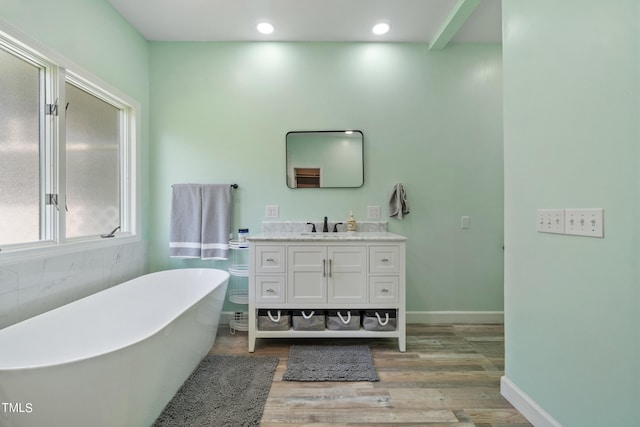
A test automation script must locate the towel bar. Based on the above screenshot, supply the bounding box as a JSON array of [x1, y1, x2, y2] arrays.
[[171, 183, 238, 188]]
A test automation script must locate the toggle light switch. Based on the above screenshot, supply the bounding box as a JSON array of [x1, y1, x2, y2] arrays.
[[536, 209, 565, 234], [367, 205, 381, 219], [564, 208, 604, 237], [265, 205, 279, 218], [537, 208, 604, 238]]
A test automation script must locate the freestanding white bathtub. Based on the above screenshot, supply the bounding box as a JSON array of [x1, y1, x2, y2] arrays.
[[0, 268, 229, 427]]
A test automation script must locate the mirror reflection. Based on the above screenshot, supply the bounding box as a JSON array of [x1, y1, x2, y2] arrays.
[[286, 130, 364, 188]]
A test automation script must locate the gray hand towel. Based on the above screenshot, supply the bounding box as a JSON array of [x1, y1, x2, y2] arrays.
[[169, 184, 231, 260], [388, 183, 410, 219], [169, 184, 202, 258], [200, 184, 231, 260]]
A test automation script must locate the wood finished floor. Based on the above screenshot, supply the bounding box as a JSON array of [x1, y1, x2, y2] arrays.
[[209, 323, 532, 427]]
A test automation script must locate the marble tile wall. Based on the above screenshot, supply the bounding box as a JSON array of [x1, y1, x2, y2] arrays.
[[0, 240, 149, 329]]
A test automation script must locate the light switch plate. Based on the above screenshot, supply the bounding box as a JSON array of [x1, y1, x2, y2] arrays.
[[536, 209, 565, 234], [367, 206, 381, 219], [265, 205, 279, 219], [565, 208, 604, 238]]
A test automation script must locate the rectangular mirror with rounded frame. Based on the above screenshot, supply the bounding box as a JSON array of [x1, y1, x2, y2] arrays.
[[286, 130, 364, 188]]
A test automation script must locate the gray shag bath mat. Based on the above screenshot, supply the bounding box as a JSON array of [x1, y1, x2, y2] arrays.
[[153, 354, 278, 427], [283, 344, 379, 382]]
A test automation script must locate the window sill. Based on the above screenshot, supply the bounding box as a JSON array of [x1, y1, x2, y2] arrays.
[[0, 235, 142, 266]]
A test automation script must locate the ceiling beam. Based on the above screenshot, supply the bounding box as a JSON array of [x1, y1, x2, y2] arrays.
[[429, 0, 481, 50]]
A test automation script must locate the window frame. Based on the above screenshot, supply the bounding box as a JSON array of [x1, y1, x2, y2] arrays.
[[0, 21, 140, 263]]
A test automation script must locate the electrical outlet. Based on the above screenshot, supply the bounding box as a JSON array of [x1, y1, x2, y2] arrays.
[[536, 209, 565, 234], [565, 208, 604, 238], [461, 216, 470, 229], [265, 205, 279, 219], [367, 205, 381, 219]]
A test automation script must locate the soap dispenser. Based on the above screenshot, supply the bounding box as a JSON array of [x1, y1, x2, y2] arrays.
[[346, 211, 357, 232]]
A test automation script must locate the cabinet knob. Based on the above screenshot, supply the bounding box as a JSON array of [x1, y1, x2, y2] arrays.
[[266, 288, 275, 293], [266, 257, 275, 262], [381, 258, 389, 262], [381, 288, 389, 293]]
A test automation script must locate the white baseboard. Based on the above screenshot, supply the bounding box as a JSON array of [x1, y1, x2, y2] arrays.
[[407, 310, 504, 324], [501, 376, 562, 427], [221, 311, 504, 325]]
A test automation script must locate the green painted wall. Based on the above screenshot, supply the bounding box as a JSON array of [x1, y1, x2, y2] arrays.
[[0, 0, 150, 238], [1, 1, 504, 318], [6, 2, 640, 423], [149, 42, 504, 314], [503, 1, 640, 425]]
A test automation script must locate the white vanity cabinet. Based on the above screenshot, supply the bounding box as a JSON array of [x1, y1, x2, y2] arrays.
[[248, 232, 407, 352], [288, 245, 367, 305]]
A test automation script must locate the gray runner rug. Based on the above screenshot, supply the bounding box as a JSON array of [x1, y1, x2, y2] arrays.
[[153, 354, 278, 427], [283, 344, 379, 382]]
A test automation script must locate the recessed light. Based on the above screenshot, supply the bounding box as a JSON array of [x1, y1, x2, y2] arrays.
[[372, 22, 390, 35], [257, 22, 274, 35]]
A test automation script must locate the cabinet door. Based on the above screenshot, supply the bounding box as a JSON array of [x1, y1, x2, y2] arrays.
[[287, 246, 326, 304], [327, 246, 367, 304]]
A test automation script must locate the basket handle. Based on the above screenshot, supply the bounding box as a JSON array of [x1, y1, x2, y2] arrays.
[[267, 310, 281, 322], [375, 312, 390, 326], [301, 310, 315, 319], [337, 311, 351, 324]]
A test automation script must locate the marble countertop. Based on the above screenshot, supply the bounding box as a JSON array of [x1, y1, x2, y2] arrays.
[[248, 231, 407, 242], [260, 220, 389, 234]]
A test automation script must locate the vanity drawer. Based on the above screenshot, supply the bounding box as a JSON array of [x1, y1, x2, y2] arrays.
[[369, 276, 398, 303], [369, 246, 399, 274], [255, 275, 286, 303], [255, 245, 286, 273]]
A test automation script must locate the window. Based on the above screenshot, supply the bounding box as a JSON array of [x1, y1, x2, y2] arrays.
[[0, 26, 138, 253], [65, 81, 121, 239], [0, 46, 41, 245]]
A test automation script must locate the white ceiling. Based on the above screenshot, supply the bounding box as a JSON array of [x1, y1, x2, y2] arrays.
[[106, 0, 502, 45]]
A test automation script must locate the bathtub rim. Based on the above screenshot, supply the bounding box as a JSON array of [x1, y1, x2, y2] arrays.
[[0, 268, 229, 371]]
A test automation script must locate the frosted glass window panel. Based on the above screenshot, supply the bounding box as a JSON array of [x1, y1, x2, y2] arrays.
[[65, 82, 120, 238], [0, 48, 41, 245]]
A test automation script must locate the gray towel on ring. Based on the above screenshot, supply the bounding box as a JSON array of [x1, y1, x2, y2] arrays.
[[388, 183, 410, 219]]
